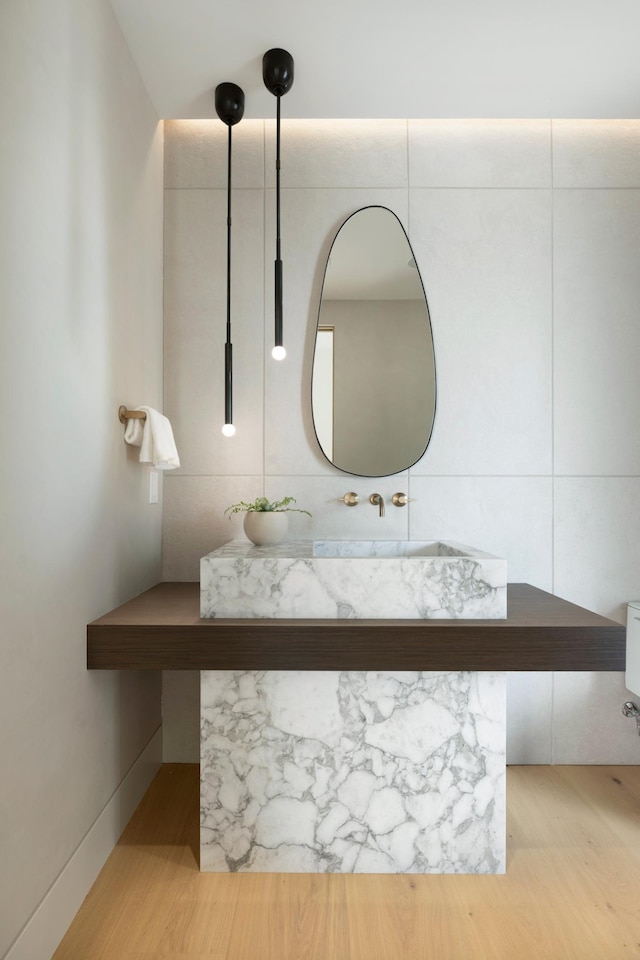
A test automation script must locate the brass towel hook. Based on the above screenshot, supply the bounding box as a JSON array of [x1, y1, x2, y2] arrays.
[[118, 405, 147, 424]]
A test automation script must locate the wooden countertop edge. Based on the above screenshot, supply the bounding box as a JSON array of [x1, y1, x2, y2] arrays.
[[87, 582, 626, 672]]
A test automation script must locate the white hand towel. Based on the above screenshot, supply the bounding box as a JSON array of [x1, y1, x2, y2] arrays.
[[125, 406, 180, 470], [124, 416, 144, 447]]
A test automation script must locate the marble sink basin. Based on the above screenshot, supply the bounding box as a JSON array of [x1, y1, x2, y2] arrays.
[[200, 539, 506, 619]]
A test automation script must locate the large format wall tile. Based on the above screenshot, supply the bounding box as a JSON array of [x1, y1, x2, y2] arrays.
[[506, 673, 553, 764], [408, 477, 553, 589], [165, 119, 264, 189], [162, 671, 200, 762], [163, 120, 640, 767], [265, 119, 408, 189], [553, 120, 640, 188], [164, 188, 265, 476], [264, 476, 409, 542], [554, 477, 640, 623], [553, 190, 640, 476], [263, 187, 409, 476], [409, 120, 551, 188], [553, 478, 640, 760], [552, 672, 640, 764], [409, 188, 552, 476]]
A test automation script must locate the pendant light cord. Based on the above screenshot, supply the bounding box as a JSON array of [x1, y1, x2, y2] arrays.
[[224, 123, 233, 427], [274, 94, 283, 349], [276, 95, 281, 261], [226, 124, 232, 346]]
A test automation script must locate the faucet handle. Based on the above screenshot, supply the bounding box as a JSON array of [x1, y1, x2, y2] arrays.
[[392, 492, 416, 507], [338, 491, 359, 506]]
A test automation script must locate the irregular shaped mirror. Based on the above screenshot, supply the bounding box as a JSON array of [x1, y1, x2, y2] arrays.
[[312, 206, 436, 477]]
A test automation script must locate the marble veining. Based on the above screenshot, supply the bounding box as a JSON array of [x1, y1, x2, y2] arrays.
[[200, 540, 506, 619], [200, 670, 506, 874]]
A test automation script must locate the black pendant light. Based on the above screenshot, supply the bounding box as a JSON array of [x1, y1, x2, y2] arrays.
[[263, 48, 294, 361], [215, 82, 245, 437]]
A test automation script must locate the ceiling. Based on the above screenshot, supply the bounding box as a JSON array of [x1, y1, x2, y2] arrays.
[[109, 0, 640, 120]]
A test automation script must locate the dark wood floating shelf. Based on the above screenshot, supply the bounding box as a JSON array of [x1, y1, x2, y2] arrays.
[[87, 582, 625, 672]]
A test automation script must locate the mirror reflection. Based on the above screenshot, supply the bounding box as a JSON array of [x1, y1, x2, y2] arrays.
[[312, 206, 436, 477]]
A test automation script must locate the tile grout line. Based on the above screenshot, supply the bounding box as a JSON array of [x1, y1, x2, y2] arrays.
[[550, 119, 556, 765], [163, 472, 640, 480], [262, 119, 267, 497], [406, 119, 412, 542], [164, 185, 640, 192], [161, 124, 168, 578]]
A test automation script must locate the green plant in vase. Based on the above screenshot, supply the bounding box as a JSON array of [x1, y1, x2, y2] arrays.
[[224, 497, 311, 546]]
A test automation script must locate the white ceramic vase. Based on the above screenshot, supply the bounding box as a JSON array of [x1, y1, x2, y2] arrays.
[[243, 511, 289, 546]]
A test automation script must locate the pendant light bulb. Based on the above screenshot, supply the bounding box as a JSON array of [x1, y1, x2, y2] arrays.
[[271, 345, 287, 361], [222, 423, 236, 438]]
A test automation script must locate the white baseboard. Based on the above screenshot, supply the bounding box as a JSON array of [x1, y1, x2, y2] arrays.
[[4, 727, 162, 960]]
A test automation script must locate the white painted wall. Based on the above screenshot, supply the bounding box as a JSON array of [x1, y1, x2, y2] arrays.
[[162, 118, 640, 766], [0, 1, 164, 957]]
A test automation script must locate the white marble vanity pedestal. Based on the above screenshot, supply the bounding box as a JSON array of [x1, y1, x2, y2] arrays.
[[200, 669, 506, 874]]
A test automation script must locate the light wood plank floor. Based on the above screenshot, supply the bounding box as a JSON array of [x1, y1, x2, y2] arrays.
[[53, 764, 640, 959]]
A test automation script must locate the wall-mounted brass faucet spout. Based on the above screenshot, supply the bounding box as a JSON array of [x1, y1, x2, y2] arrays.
[[369, 493, 385, 517]]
